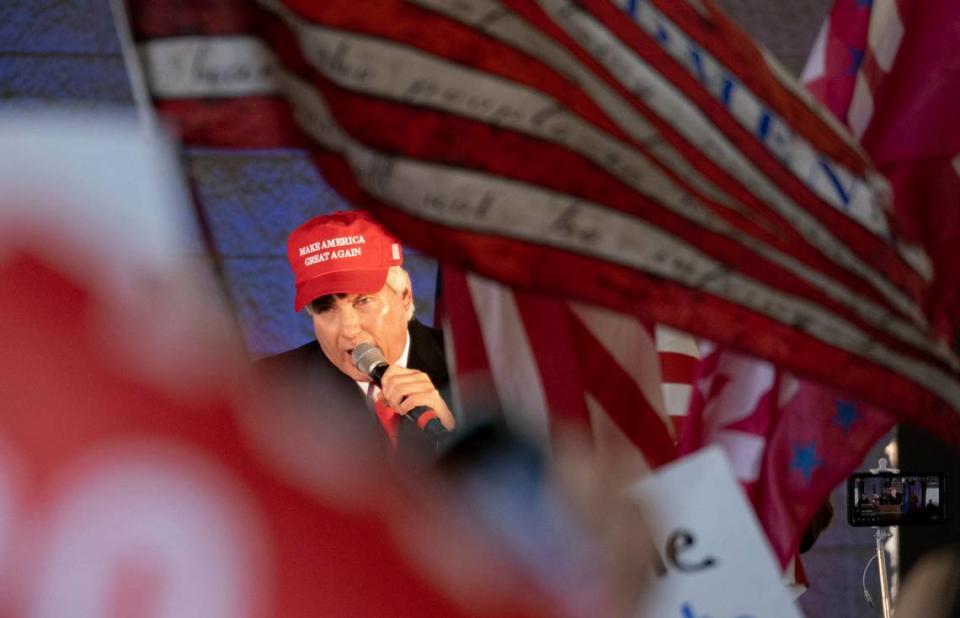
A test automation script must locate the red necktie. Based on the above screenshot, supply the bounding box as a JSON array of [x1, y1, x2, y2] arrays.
[[374, 398, 400, 448]]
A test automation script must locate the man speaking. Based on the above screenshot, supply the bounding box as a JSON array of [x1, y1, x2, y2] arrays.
[[259, 210, 455, 457]]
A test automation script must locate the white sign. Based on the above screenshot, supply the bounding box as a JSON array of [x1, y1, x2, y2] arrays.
[[628, 446, 802, 618]]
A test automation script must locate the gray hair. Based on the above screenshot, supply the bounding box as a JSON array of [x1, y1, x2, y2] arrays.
[[305, 265, 414, 321], [385, 265, 415, 321]]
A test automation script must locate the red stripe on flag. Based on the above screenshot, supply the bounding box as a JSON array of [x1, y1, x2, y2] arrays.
[[858, 51, 885, 97], [440, 266, 501, 417], [512, 295, 591, 428], [659, 351, 698, 385], [153, 98, 310, 149], [127, 0, 266, 38]]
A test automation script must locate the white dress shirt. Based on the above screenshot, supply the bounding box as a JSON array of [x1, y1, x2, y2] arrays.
[[355, 329, 411, 401]]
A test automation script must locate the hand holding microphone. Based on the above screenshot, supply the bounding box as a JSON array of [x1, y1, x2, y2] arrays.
[[352, 343, 453, 437]]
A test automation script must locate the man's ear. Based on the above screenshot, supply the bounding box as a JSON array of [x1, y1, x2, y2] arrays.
[[400, 283, 414, 319]]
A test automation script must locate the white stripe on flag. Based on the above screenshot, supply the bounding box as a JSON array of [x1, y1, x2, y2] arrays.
[[713, 430, 766, 483], [702, 354, 776, 427], [868, 0, 904, 71], [139, 37, 279, 98], [466, 274, 552, 442], [655, 325, 699, 356], [848, 72, 874, 140], [661, 383, 694, 418]]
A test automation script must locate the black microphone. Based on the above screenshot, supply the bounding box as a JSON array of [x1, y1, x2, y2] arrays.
[[351, 343, 449, 438]]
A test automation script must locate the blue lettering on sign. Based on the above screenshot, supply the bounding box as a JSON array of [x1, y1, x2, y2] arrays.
[[680, 601, 757, 618], [681, 602, 709, 618]]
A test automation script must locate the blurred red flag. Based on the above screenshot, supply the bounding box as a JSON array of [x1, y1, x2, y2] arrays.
[[0, 249, 554, 617], [0, 117, 558, 618]]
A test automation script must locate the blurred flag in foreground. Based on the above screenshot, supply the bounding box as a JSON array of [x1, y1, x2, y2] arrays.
[[0, 113, 575, 618], [128, 0, 960, 444]]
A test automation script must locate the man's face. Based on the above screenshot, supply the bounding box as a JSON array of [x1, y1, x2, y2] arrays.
[[310, 283, 412, 381]]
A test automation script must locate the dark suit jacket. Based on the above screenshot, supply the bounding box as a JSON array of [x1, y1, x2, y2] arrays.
[[257, 320, 451, 459]]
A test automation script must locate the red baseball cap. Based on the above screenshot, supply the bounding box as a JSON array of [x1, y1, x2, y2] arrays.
[[287, 210, 403, 311]]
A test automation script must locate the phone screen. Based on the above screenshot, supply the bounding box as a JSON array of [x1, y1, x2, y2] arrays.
[[847, 473, 946, 527]]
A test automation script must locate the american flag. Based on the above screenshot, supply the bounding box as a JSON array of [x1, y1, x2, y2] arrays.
[[127, 0, 960, 461], [0, 116, 561, 618], [441, 266, 689, 473], [681, 0, 960, 569]]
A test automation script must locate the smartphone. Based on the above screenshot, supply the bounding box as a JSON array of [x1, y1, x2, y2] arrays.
[[847, 472, 947, 527]]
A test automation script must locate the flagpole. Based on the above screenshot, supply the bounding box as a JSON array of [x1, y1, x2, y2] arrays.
[[108, 0, 156, 132], [108, 0, 249, 350], [874, 526, 893, 618], [868, 458, 897, 618]]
